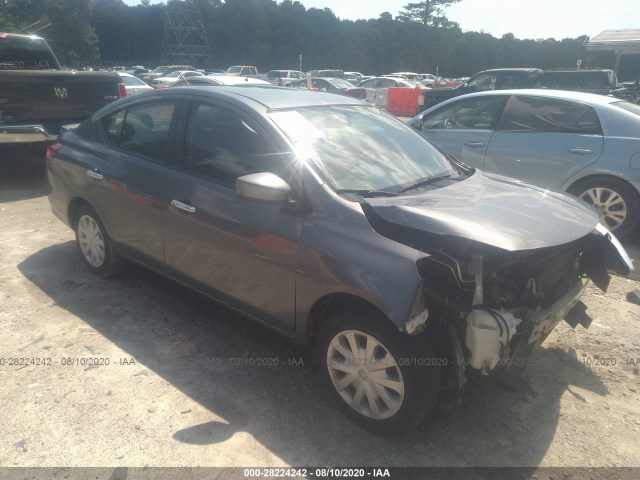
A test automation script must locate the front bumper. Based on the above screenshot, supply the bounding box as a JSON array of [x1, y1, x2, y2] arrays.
[[507, 277, 589, 374], [0, 125, 58, 144]]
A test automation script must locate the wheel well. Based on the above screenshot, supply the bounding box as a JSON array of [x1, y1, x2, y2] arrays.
[[67, 197, 92, 228], [566, 174, 637, 196], [307, 293, 394, 346]]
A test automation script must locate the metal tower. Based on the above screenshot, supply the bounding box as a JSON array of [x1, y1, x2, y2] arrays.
[[161, 0, 212, 67]]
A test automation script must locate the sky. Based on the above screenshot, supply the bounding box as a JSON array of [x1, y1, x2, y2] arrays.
[[123, 0, 638, 40]]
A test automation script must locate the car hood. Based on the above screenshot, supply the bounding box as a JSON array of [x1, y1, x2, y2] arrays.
[[363, 171, 600, 251]]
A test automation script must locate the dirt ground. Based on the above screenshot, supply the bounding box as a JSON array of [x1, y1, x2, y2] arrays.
[[1, 154, 640, 471]]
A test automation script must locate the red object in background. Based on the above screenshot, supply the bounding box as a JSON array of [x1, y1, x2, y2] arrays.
[[386, 87, 424, 117]]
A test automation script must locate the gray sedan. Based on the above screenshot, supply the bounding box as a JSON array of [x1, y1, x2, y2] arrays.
[[47, 86, 630, 432], [409, 89, 640, 236]]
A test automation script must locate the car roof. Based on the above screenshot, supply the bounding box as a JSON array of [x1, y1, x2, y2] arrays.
[[447, 89, 623, 106], [122, 85, 365, 111]]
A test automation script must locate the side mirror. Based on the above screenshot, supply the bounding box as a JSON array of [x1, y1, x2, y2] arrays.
[[236, 172, 291, 203]]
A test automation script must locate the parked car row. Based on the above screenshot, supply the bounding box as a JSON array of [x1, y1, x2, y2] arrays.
[[416, 68, 623, 113]]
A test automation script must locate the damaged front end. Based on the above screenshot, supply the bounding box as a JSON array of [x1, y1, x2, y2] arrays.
[[361, 187, 632, 404], [414, 225, 631, 385]]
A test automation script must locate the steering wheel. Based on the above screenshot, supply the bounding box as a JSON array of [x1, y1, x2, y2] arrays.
[[444, 118, 463, 129]]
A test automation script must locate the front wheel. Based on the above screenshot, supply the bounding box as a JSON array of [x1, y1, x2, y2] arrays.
[[316, 309, 440, 434], [568, 177, 640, 237]]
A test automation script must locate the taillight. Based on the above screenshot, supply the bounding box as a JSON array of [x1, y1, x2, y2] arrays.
[[118, 83, 127, 98], [46, 143, 63, 170]]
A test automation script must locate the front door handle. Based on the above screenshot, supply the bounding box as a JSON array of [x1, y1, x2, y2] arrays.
[[86, 169, 103, 181], [568, 148, 593, 154], [170, 199, 196, 214], [465, 141, 486, 148]]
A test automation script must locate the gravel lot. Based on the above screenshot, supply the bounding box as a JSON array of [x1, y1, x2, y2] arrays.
[[1, 153, 640, 471]]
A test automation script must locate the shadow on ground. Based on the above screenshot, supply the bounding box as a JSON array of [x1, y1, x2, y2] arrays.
[[0, 146, 50, 203], [17, 240, 611, 470]]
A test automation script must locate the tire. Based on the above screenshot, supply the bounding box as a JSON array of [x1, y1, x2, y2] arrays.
[[568, 177, 640, 238], [74, 205, 124, 277], [316, 308, 441, 434]]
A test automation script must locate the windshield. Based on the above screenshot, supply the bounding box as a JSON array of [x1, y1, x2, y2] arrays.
[[270, 106, 458, 192], [227, 66, 242, 74]]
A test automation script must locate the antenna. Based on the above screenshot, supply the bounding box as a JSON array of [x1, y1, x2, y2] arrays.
[[161, 0, 213, 68]]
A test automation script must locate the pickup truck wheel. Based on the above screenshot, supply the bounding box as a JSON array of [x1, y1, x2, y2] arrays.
[[75, 205, 123, 277], [317, 309, 440, 434], [568, 177, 640, 237]]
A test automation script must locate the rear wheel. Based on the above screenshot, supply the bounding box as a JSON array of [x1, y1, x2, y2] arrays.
[[317, 308, 440, 434], [74, 205, 124, 277], [568, 177, 640, 237]]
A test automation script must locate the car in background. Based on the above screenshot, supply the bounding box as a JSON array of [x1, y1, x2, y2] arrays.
[[409, 89, 640, 236], [389, 72, 422, 82], [307, 69, 347, 79], [419, 74, 441, 86], [117, 72, 154, 95], [265, 69, 305, 86], [138, 65, 194, 84], [287, 77, 366, 99], [204, 68, 225, 75], [359, 76, 420, 108], [416, 68, 543, 114], [542, 69, 619, 96], [46, 86, 631, 433], [170, 75, 270, 87], [345, 71, 364, 84], [151, 70, 204, 88], [225, 65, 259, 78]]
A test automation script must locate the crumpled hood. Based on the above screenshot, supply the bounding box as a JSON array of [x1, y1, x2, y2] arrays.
[[364, 171, 600, 251]]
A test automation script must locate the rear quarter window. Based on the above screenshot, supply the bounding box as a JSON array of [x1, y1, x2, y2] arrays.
[[102, 101, 176, 163]]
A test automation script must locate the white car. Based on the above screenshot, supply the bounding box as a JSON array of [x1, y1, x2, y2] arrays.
[[117, 72, 153, 96], [151, 70, 204, 88]]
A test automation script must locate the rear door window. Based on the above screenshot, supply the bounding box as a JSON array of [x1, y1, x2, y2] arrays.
[[102, 101, 177, 163], [497, 95, 602, 134]]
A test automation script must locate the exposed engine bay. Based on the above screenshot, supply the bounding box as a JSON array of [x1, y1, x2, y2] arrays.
[[362, 199, 633, 395]]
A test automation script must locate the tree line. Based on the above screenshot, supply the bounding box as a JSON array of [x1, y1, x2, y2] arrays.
[[1, 0, 638, 81]]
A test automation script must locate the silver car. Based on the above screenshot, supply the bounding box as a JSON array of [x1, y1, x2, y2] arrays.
[[409, 89, 640, 236], [359, 76, 419, 109]]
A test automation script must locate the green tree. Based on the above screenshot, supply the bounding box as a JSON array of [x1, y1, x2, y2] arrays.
[[397, 0, 461, 72], [44, 0, 100, 67], [396, 0, 461, 27]]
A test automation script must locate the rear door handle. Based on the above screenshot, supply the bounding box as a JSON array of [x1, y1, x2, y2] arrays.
[[86, 169, 103, 180], [465, 142, 486, 148], [170, 199, 196, 214], [568, 148, 593, 154]]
